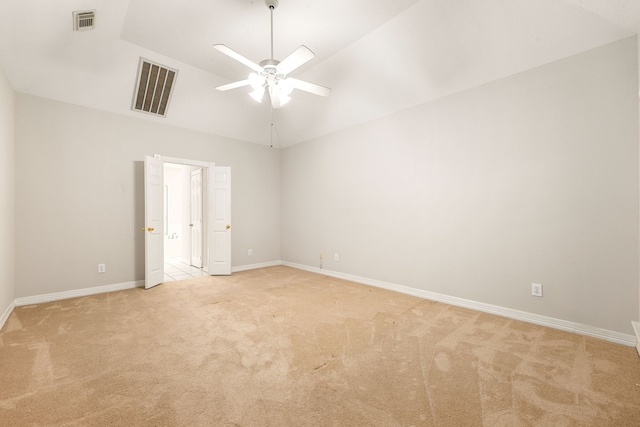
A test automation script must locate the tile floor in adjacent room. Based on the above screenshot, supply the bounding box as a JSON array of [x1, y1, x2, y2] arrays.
[[164, 258, 208, 282]]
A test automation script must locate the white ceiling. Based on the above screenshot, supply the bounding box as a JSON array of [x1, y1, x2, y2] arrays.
[[0, 0, 638, 147]]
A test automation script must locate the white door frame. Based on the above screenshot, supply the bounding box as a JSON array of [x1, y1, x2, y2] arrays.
[[160, 156, 216, 275], [190, 168, 203, 268]]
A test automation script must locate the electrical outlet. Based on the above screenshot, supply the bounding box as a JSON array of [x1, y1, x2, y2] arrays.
[[248, 249, 253, 256], [97, 264, 106, 274], [532, 283, 543, 297], [334, 253, 339, 262]]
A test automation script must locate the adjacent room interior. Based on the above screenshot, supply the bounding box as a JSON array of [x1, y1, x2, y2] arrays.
[[1, 0, 640, 425], [163, 161, 210, 282]]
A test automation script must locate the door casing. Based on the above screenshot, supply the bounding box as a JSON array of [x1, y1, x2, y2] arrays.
[[145, 155, 229, 284]]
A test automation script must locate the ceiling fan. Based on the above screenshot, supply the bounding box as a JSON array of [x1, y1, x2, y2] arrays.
[[213, 0, 331, 108]]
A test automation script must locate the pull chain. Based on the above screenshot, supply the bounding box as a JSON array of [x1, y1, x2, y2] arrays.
[[270, 103, 274, 148]]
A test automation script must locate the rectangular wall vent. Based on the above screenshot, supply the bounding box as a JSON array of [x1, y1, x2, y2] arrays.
[[73, 10, 95, 31], [132, 59, 178, 118]]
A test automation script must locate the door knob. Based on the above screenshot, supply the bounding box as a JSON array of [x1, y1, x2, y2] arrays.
[[147, 227, 155, 232], [226, 224, 231, 229]]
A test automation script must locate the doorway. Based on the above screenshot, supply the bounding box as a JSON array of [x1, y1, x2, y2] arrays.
[[163, 162, 207, 280], [144, 155, 231, 289]]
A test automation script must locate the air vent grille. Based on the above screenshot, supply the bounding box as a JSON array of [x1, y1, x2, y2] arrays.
[[73, 10, 95, 31], [132, 59, 178, 117]]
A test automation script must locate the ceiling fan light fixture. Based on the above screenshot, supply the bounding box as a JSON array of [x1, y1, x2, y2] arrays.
[[213, 0, 331, 109], [279, 94, 291, 106], [268, 85, 290, 108], [250, 87, 265, 103], [249, 72, 265, 90], [278, 79, 294, 96]]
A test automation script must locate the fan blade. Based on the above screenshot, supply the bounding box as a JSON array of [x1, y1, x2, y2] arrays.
[[213, 44, 262, 73], [287, 78, 331, 97], [216, 79, 250, 91], [277, 45, 314, 76]]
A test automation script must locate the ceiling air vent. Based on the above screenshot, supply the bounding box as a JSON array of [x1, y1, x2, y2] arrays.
[[73, 10, 95, 31], [132, 59, 178, 118]]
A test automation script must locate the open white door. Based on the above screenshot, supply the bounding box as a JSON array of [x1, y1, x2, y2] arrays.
[[190, 168, 203, 268], [144, 155, 164, 288], [209, 167, 231, 275]]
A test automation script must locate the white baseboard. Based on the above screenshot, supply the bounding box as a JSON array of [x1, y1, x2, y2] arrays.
[[232, 260, 282, 273], [632, 321, 640, 357], [283, 261, 636, 347], [11, 262, 288, 307], [15, 280, 144, 306], [9, 262, 636, 348], [10, 261, 284, 308], [0, 300, 16, 331]]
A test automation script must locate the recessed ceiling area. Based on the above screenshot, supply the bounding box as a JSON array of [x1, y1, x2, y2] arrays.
[[0, 0, 638, 147]]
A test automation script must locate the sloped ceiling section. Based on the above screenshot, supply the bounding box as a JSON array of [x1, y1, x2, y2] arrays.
[[0, 0, 637, 147]]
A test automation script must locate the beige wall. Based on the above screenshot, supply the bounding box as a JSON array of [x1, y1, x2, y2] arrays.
[[282, 37, 640, 335], [14, 94, 281, 298], [6, 37, 640, 338], [0, 66, 15, 320]]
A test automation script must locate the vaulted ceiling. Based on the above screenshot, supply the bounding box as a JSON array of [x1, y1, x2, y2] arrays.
[[0, 0, 638, 147]]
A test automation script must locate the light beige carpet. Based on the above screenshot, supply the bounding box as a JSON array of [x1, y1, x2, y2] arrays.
[[1, 266, 639, 426]]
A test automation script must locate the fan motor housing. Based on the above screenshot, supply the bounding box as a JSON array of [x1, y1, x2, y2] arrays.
[[259, 59, 284, 81], [260, 59, 280, 68]]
